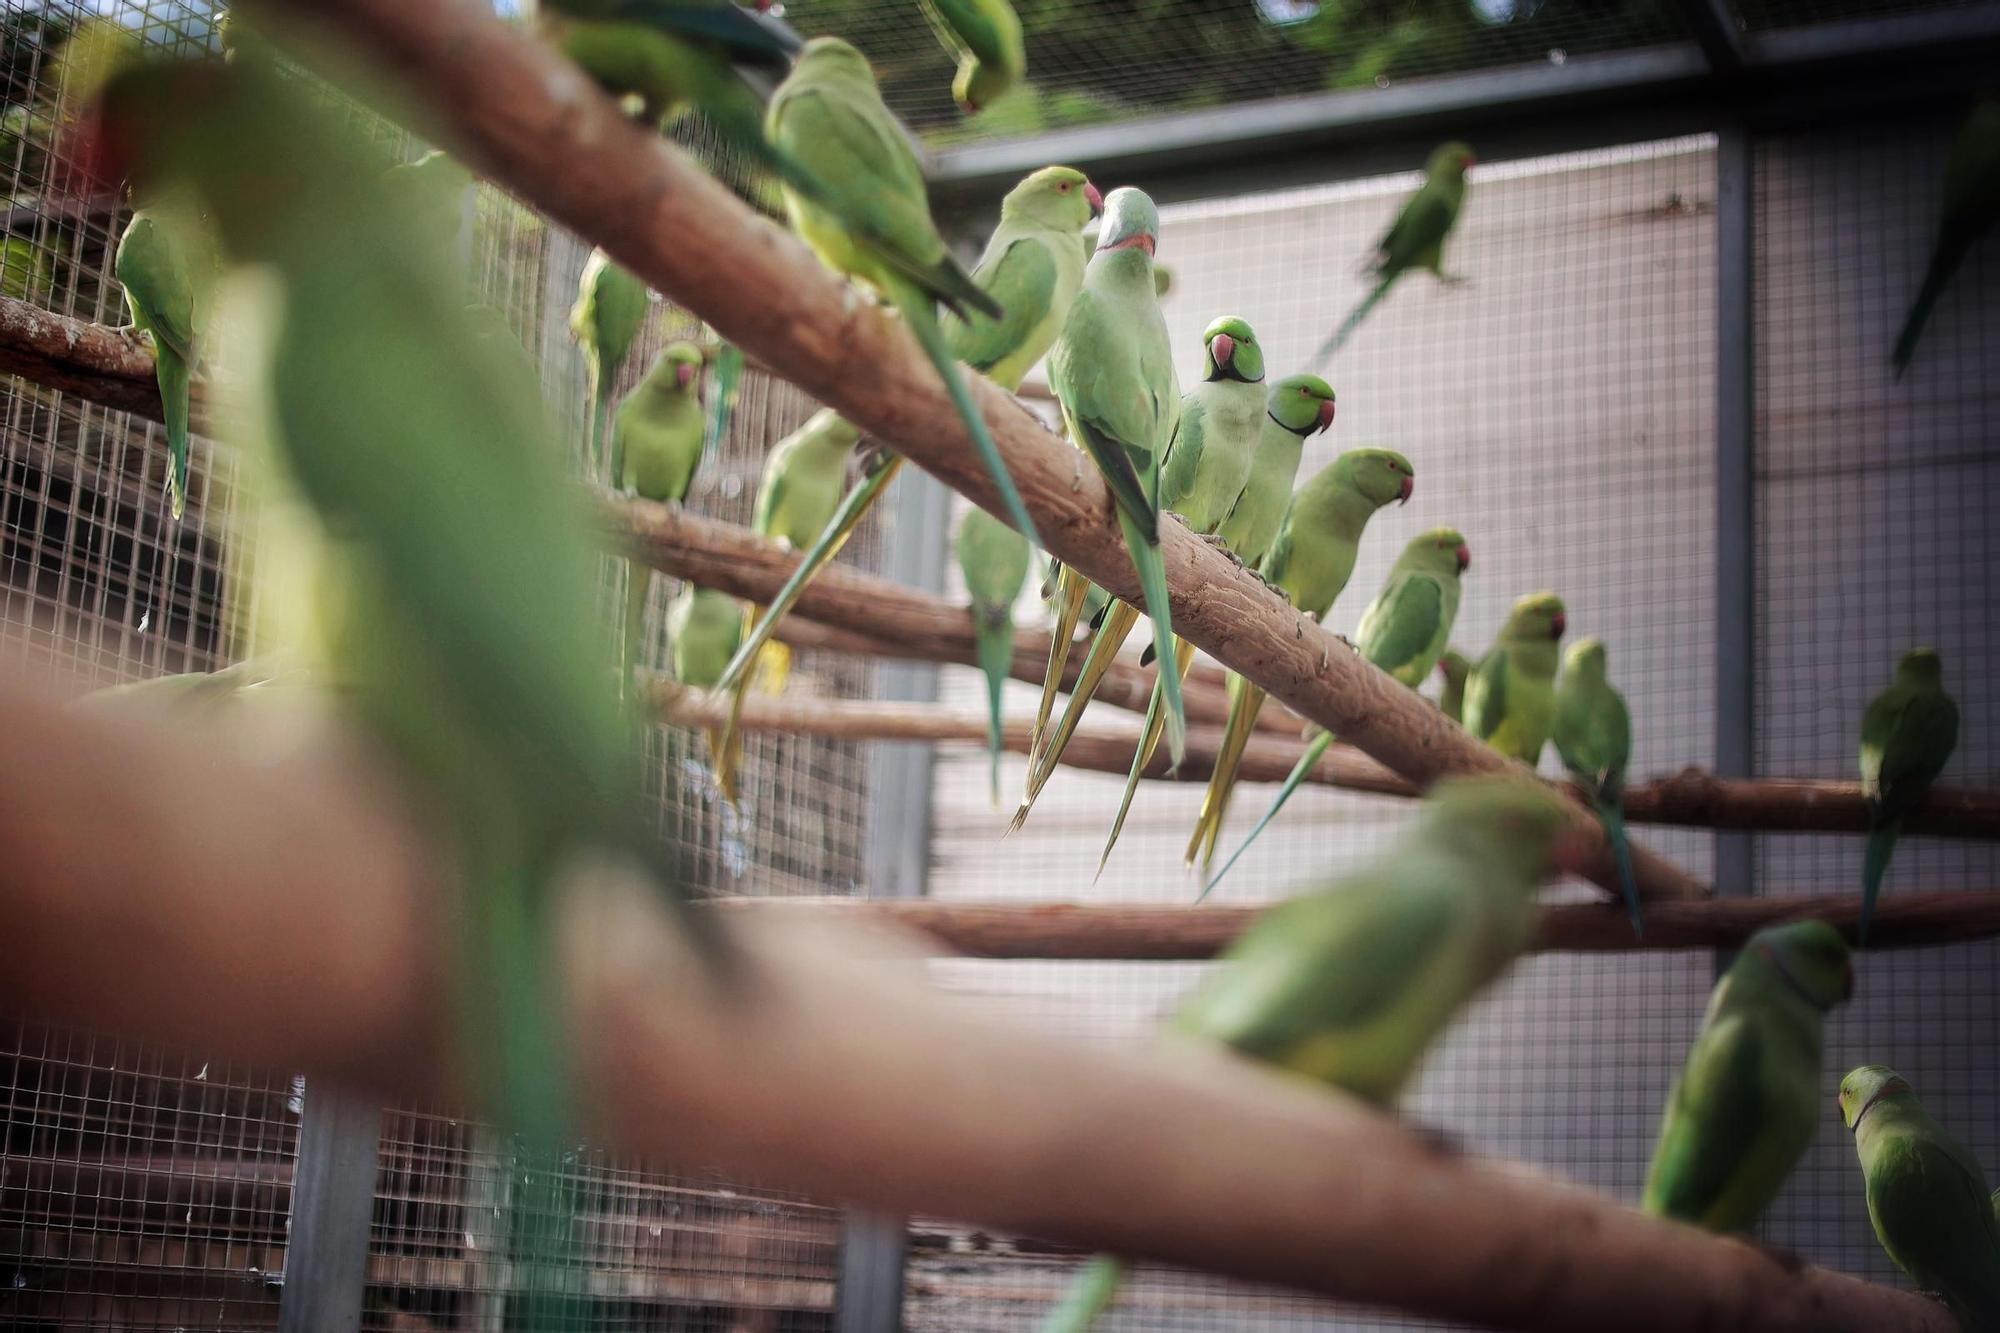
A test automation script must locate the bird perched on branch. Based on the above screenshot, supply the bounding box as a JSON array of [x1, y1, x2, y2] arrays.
[[1643, 921, 1852, 1234], [1202, 526, 1466, 898], [116, 192, 210, 521], [1858, 647, 1959, 944], [666, 582, 749, 802], [920, 0, 1024, 113], [1044, 776, 1581, 1332], [957, 505, 1032, 805], [571, 248, 651, 476], [615, 342, 710, 691], [1435, 647, 1470, 723], [1553, 636, 1640, 935], [1840, 1065, 2000, 1331], [1891, 94, 2000, 377], [1463, 592, 1566, 767], [1315, 141, 1474, 368]]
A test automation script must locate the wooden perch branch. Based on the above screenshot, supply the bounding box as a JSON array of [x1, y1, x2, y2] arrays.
[[715, 893, 2000, 959], [0, 294, 213, 430], [272, 0, 1690, 901], [0, 681, 1953, 1333]]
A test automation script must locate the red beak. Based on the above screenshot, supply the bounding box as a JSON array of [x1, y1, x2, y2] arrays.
[[1550, 611, 1567, 638], [1397, 475, 1413, 505], [1436, 659, 1452, 680], [676, 362, 695, 390], [1455, 544, 1471, 572], [1106, 232, 1156, 257], [1316, 399, 1336, 433], [1084, 182, 1104, 216], [1210, 333, 1235, 371]]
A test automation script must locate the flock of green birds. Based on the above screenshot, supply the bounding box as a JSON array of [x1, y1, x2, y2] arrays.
[[53, 1, 2000, 1328]]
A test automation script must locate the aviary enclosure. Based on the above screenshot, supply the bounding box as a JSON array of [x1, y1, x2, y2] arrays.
[[0, 0, 1995, 1330]]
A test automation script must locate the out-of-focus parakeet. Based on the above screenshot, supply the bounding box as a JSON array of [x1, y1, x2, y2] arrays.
[[1858, 647, 1959, 943], [919, 0, 1023, 113], [117, 200, 206, 520], [1642, 921, 1852, 1233], [1435, 648, 1470, 723], [0, 236, 49, 300], [1840, 1066, 2000, 1330], [1183, 436, 1406, 872], [1212, 372, 1326, 569], [463, 304, 540, 388], [710, 406, 861, 801], [570, 247, 650, 474], [1553, 637, 1640, 935], [1462, 592, 1566, 766], [666, 582, 748, 802], [713, 165, 1097, 707], [1153, 261, 1173, 300], [767, 37, 1039, 543], [704, 340, 744, 459], [92, 50, 724, 1322], [1030, 185, 1184, 804], [383, 148, 471, 262], [1202, 527, 1466, 898], [1892, 95, 2000, 377], [71, 656, 293, 720], [1045, 776, 1576, 1333], [1314, 141, 1474, 368], [956, 505, 1032, 805], [616, 342, 708, 690]]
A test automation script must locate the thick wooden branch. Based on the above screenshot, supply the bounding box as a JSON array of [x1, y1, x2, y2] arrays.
[[1623, 767, 2000, 840], [0, 682, 1952, 1333], [716, 893, 2000, 959], [0, 294, 213, 430], [270, 0, 1707, 908]]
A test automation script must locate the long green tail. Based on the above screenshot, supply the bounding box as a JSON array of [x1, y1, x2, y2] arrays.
[[1030, 567, 1090, 767], [898, 287, 1041, 548], [715, 453, 905, 695], [1598, 797, 1642, 937], [586, 361, 612, 477], [1890, 244, 1961, 379], [973, 610, 1014, 807], [620, 559, 651, 695], [1311, 273, 1394, 370], [1861, 817, 1900, 944], [1119, 507, 1186, 770], [156, 343, 191, 520], [1201, 729, 1332, 901], [1040, 1255, 1126, 1333], [1011, 600, 1139, 830], [705, 343, 744, 459], [1097, 639, 1194, 879], [1186, 675, 1265, 869]]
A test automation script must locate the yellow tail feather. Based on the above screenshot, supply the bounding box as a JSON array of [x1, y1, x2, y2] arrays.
[[1028, 568, 1090, 780], [1185, 677, 1265, 869], [1014, 600, 1140, 825]]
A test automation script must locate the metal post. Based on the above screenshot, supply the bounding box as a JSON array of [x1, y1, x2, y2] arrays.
[[278, 1082, 381, 1333], [1714, 127, 1756, 923], [837, 467, 951, 1333]]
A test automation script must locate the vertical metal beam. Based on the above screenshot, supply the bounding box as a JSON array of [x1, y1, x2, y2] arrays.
[[278, 1082, 381, 1333], [1714, 127, 1756, 922]]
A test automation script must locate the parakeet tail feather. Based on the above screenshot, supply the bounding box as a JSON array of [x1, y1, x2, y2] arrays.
[[1890, 246, 1961, 378], [1861, 817, 1901, 945], [1312, 274, 1394, 370], [1186, 676, 1264, 871], [972, 609, 1013, 808], [155, 344, 191, 521], [1012, 601, 1139, 830], [1040, 1255, 1126, 1333], [1096, 638, 1194, 879], [1029, 568, 1089, 770], [1119, 508, 1186, 770], [621, 559, 651, 694], [1200, 729, 1330, 900], [1596, 797, 1642, 936]]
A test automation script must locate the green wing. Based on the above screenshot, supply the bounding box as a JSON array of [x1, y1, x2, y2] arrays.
[[1259, 501, 1298, 589], [1877, 691, 1960, 816], [753, 455, 788, 538], [1376, 184, 1457, 276], [949, 236, 1055, 372], [1644, 1014, 1779, 1229], [117, 215, 198, 363], [773, 85, 934, 258], [921, 0, 1011, 65], [1068, 410, 1159, 543], [1463, 646, 1509, 742], [1157, 393, 1209, 519], [1360, 574, 1445, 681]]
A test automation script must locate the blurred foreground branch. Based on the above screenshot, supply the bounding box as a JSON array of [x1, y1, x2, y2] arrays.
[[0, 680, 1953, 1333]]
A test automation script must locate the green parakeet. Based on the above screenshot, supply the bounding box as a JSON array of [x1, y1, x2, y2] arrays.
[[1201, 526, 1466, 898], [1314, 141, 1474, 368], [766, 37, 1039, 544], [1892, 95, 2000, 377], [1642, 921, 1852, 1233], [1183, 435, 1407, 871], [711, 165, 1098, 708], [1044, 776, 1576, 1333], [0, 235, 49, 301], [383, 148, 471, 261], [570, 247, 651, 474], [956, 505, 1032, 805], [117, 199, 206, 520], [1209, 373, 1323, 570], [1462, 592, 1567, 766], [1435, 648, 1470, 723], [1859, 647, 1959, 943], [1553, 636, 1641, 935], [704, 340, 744, 460], [919, 0, 1024, 113], [1840, 1066, 2000, 1330], [1092, 318, 1273, 870], [616, 342, 709, 690], [92, 48, 724, 1325], [666, 582, 748, 799]]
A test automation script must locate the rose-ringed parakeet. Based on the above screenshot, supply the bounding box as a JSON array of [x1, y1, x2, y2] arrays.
[[1642, 921, 1852, 1233], [1553, 636, 1641, 935], [919, 0, 1024, 113], [1090, 318, 1273, 869], [1891, 95, 2000, 377], [117, 198, 207, 520], [956, 505, 1032, 805], [1462, 592, 1567, 766], [1183, 436, 1406, 872], [616, 343, 709, 691], [1435, 648, 1470, 723], [710, 166, 1098, 708], [1044, 776, 1578, 1333], [765, 37, 1039, 544], [1314, 141, 1475, 368], [570, 247, 650, 475], [1201, 527, 1466, 899], [1859, 647, 1959, 943], [666, 582, 748, 802], [1840, 1066, 2000, 1329]]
